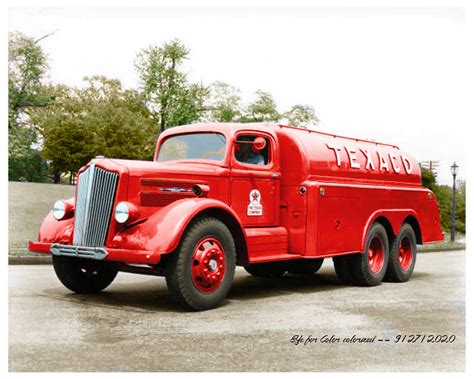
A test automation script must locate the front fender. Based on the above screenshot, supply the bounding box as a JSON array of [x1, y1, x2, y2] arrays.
[[110, 198, 246, 255], [38, 211, 75, 244]]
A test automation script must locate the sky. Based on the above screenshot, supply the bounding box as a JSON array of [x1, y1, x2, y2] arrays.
[[8, 5, 467, 185]]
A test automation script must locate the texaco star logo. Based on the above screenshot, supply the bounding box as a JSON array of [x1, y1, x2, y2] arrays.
[[247, 189, 263, 216], [250, 190, 261, 204]]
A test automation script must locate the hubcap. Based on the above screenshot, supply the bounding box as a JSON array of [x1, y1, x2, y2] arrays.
[[367, 236, 384, 274], [191, 237, 226, 292], [398, 236, 413, 270]]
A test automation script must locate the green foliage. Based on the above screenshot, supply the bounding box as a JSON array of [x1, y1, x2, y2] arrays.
[[421, 167, 466, 235], [8, 31, 52, 182], [455, 181, 466, 234], [284, 104, 319, 128], [205, 82, 242, 122], [241, 90, 280, 122], [8, 125, 50, 182], [168, 82, 209, 127], [421, 167, 437, 191], [9, 34, 323, 182], [8, 32, 51, 128], [29, 77, 156, 179], [135, 39, 206, 133], [432, 184, 451, 232]]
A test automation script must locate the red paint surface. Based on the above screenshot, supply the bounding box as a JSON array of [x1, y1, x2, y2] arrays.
[[191, 237, 226, 293], [399, 237, 414, 270], [29, 123, 444, 265], [368, 236, 384, 274]]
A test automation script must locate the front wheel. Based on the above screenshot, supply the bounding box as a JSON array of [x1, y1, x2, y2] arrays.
[[52, 255, 118, 293], [164, 217, 236, 311]]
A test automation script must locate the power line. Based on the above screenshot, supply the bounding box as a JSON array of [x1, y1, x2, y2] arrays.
[[420, 160, 439, 175]]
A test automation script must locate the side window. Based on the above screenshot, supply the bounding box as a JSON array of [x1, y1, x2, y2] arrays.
[[234, 135, 270, 165]]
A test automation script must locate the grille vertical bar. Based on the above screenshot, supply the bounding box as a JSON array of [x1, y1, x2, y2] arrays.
[[73, 164, 118, 247]]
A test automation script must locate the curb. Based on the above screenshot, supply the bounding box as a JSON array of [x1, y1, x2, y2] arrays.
[[8, 247, 465, 265], [8, 255, 52, 265], [417, 246, 466, 253]]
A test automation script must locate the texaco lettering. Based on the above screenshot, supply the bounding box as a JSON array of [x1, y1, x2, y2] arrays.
[[326, 143, 413, 175]]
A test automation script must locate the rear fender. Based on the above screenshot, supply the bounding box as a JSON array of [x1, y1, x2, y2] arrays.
[[360, 209, 419, 251], [110, 198, 247, 255]]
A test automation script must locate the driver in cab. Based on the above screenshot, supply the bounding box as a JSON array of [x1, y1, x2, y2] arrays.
[[235, 137, 266, 165]]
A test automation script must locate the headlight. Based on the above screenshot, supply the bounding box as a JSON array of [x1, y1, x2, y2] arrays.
[[52, 200, 66, 220], [114, 202, 140, 224], [115, 202, 129, 223]]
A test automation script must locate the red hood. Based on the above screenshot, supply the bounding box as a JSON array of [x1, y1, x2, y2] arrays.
[[90, 158, 226, 177], [86, 158, 229, 204]]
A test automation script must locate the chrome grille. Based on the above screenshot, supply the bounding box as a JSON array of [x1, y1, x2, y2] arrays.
[[73, 164, 119, 247]]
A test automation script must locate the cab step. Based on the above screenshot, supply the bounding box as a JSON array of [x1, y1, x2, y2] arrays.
[[245, 226, 299, 263]]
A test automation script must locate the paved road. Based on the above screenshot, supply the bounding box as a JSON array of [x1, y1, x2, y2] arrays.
[[9, 251, 465, 372]]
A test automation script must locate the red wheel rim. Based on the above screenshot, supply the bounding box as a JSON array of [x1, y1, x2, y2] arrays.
[[368, 236, 384, 274], [398, 236, 413, 270], [191, 237, 226, 293]]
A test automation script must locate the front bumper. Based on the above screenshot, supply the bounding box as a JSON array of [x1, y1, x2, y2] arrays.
[[28, 241, 162, 265]]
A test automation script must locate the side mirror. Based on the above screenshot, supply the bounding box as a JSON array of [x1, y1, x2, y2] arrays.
[[252, 137, 267, 152]]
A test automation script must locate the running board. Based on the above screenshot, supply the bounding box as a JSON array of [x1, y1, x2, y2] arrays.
[[245, 226, 300, 263]]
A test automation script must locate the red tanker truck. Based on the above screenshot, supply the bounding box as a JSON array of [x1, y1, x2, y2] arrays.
[[29, 123, 444, 310]]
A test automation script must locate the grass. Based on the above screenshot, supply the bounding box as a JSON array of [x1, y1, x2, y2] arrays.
[[9, 181, 74, 257]]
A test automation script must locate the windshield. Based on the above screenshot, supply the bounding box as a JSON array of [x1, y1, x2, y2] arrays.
[[157, 132, 226, 162]]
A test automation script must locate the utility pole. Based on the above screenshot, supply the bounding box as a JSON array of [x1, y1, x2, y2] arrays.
[[420, 160, 439, 175]]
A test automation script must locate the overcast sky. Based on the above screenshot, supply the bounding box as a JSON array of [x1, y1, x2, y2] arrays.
[[8, 5, 466, 185]]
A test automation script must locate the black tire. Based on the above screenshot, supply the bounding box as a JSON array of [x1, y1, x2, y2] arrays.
[[353, 222, 389, 286], [164, 217, 236, 311], [52, 255, 118, 294], [287, 258, 324, 276], [244, 262, 287, 278], [333, 254, 357, 284], [333, 222, 389, 286], [384, 223, 417, 282]]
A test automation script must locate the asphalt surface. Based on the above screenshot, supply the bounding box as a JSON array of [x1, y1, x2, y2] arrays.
[[9, 251, 465, 372]]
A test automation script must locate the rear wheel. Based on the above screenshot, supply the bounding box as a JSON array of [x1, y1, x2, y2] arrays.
[[384, 223, 417, 282], [244, 262, 287, 278], [287, 258, 324, 276], [164, 217, 236, 311], [333, 222, 389, 286], [52, 255, 118, 293]]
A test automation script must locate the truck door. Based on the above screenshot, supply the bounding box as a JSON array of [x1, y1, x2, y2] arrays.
[[230, 133, 280, 227]]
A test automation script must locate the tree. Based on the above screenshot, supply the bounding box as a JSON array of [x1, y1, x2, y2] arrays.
[[8, 125, 49, 182], [432, 185, 451, 232], [241, 90, 280, 122], [455, 181, 466, 234], [421, 167, 437, 190], [8, 31, 52, 127], [420, 166, 466, 235], [30, 77, 157, 182], [8, 31, 53, 182], [167, 82, 209, 127], [204, 81, 242, 122], [135, 39, 206, 134], [283, 104, 319, 128]]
